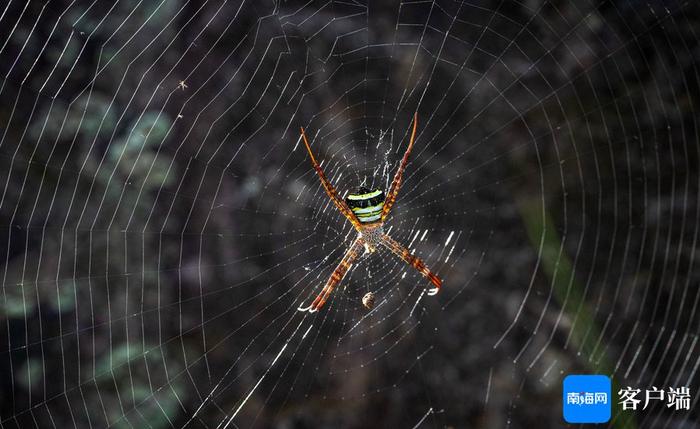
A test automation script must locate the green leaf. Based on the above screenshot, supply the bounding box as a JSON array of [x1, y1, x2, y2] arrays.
[[130, 112, 172, 150], [16, 358, 42, 390]]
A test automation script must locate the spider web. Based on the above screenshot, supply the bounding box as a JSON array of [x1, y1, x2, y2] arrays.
[[0, 0, 698, 427]]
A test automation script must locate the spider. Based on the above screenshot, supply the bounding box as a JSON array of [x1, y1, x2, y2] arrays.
[[297, 113, 442, 312]]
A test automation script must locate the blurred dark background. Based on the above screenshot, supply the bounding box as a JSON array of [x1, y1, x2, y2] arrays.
[[0, 0, 698, 428]]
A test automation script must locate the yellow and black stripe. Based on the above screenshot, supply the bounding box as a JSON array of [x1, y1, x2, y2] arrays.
[[345, 188, 385, 223]]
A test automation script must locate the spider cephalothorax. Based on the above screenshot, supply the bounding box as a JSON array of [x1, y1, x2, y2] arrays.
[[297, 113, 441, 312]]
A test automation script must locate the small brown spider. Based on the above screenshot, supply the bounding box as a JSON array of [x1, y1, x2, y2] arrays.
[[362, 292, 376, 310], [297, 113, 441, 312]]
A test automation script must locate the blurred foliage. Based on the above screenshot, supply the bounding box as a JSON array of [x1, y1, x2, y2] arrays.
[[518, 198, 637, 429]]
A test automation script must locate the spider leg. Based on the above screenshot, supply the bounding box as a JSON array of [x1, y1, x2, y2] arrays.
[[380, 233, 441, 295], [381, 112, 418, 221], [298, 237, 365, 312], [300, 127, 362, 230]]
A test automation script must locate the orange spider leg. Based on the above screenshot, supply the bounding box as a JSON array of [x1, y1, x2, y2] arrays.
[[298, 237, 365, 312], [381, 112, 418, 221], [300, 127, 362, 230], [380, 233, 441, 295]]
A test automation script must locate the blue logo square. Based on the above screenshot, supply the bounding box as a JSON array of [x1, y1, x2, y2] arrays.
[[563, 375, 611, 423]]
